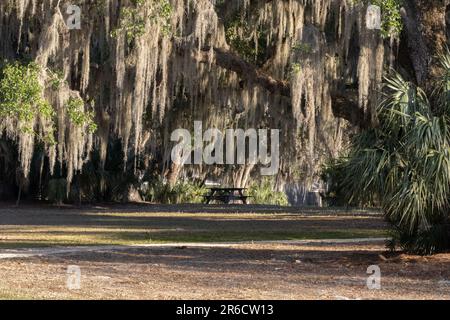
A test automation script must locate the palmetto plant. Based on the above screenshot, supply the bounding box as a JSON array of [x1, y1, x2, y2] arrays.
[[338, 54, 450, 255], [248, 178, 289, 206]]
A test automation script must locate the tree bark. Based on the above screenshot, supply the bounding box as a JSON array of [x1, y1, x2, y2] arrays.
[[166, 162, 181, 188], [401, 0, 449, 91], [15, 185, 21, 207]]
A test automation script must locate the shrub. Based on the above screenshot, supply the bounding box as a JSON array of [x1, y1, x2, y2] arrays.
[[147, 178, 207, 204], [386, 222, 450, 256], [337, 55, 450, 255], [320, 159, 379, 207], [320, 159, 351, 207], [248, 178, 289, 206]]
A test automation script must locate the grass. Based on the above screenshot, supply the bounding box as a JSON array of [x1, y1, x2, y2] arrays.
[[129, 229, 388, 243], [0, 208, 388, 249], [0, 228, 388, 249], [0, 287, 34, 300]]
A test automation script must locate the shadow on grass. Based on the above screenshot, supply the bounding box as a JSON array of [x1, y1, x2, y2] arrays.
[[0, 201, 382, 215], [120, 229, 389, 243], [0, 228, 389, 249], [0, 203, 387, 249], [0, 208, 386, 229]]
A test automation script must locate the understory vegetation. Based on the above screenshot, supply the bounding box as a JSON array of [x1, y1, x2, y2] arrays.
[[248, 178, 289, 206], [326, 53, 450, 255], [145, 178, 207, 204]]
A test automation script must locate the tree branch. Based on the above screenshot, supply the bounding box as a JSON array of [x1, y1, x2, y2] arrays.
[[202, 46, 291, 97], [208, 47, 368, 127], [174, 40, 367, 128]]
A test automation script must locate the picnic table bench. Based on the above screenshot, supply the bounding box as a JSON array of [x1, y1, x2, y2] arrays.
[[203, 187, 251, 204]]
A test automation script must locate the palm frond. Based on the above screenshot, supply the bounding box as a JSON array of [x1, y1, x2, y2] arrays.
[[337, 65, 450, 254]]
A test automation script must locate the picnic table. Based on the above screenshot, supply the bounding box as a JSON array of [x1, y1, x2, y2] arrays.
[[204, 188, 251, 204]]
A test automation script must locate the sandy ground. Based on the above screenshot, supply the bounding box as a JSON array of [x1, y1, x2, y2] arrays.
[[0, 204, 448, 300], [0, 242, 449, 300]]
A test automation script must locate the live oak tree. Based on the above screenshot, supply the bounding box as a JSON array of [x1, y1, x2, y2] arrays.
[[0, 0, 448, 201]]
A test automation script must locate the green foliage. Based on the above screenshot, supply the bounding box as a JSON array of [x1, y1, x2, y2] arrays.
[[350, 0, 403, 38], [0, 61, 55, 135], [111, 0, 173, 45], [146, 178, 173, 203], [71, 140, 139, 203], [337, 54, 450, 254], [156, 0, 173, 34], [321, 160, 354, 207], [292, 43, 312, 54], [48, 69, 66, 91], [321, 159, 380, 207], [387, 223, 450, 255], [0, 61, 96, 150], [290, 62, 302, 76], [225, 13, 268, 66], [434, 51, 450, 115], [171, 180, 208, 204], [371, 0, 403, 38], [66, 97, 97, 133], [147, 178, 207, 204], [290, 43, 312, 77], [248, 178, 289, 206]]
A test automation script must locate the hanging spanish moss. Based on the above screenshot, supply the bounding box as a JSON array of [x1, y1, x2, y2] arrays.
[[0, 0, 402, 202]]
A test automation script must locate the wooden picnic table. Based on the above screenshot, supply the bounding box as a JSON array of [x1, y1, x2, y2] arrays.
[[204, 187, 251, 204]]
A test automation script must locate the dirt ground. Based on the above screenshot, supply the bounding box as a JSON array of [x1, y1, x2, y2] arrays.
[[0, 204, 449, 300], [0, 242, 449, 300]]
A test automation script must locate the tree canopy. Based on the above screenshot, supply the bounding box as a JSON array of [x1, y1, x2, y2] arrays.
[[0, 0, 448, 204]]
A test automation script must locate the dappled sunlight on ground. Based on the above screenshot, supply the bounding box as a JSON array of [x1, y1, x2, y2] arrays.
[[0, 205, 387, 248], [0, 242, 449, 300], [0, 204, 447, 300]]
